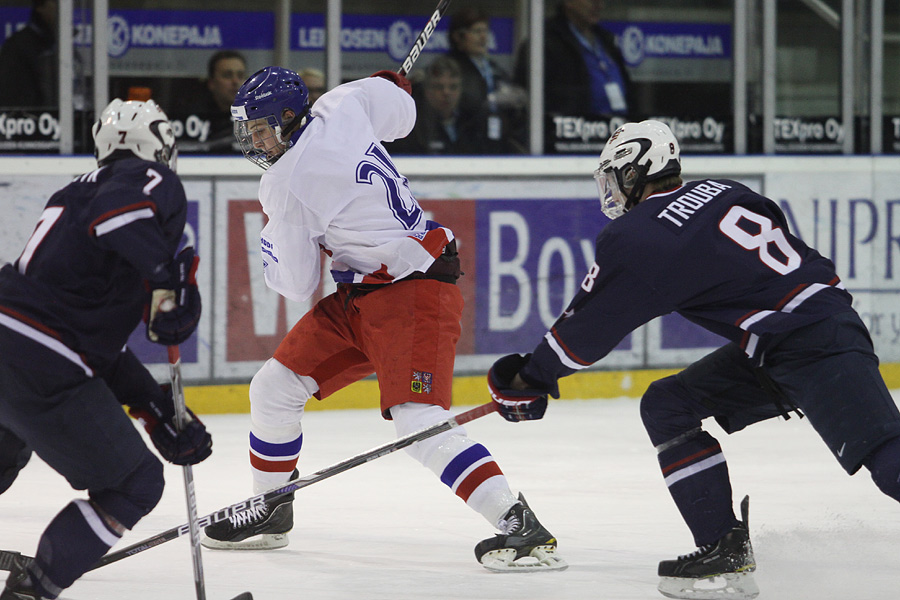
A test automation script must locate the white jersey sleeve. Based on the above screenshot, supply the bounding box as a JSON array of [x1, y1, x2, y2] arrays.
[[255, 77, 451, 303], [311, 76, 416, 142]]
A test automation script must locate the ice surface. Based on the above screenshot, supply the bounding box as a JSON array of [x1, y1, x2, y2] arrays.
[[3, 397, 899, 600]]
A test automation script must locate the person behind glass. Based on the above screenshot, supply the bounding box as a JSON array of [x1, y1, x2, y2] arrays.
[[447, 6, 526, 153], [203, 50, 247, 152], [514, 0, 632, 118], [388, 56, 506, 155], [0, 0, 58, 109], [171, 49, 247, 154], [298, 68, 326, 106]]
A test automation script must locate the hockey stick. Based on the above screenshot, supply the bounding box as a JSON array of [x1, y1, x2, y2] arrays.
[[398, 0, 452, 77], [0, 401, 497, 572], [168, 345, 208, 600]]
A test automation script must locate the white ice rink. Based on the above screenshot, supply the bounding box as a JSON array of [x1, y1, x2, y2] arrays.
[[2, 396, 899, 600]]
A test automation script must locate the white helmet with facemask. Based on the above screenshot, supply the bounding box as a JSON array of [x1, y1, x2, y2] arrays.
[[92, 99, 177, 171], [594, 120, 681, 219]]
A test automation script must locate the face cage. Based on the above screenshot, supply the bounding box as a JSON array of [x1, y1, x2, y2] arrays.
[[594, 167, 627, 220], [234, 117, 287, 170]]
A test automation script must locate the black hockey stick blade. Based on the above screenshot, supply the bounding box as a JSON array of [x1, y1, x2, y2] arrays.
[[0, 550, 24, 571], [0, 402, 498, 571], [229, 593, 253, 600]]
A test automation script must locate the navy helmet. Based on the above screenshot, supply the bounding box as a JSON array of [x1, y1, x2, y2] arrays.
[[231, 66, 311, 169]]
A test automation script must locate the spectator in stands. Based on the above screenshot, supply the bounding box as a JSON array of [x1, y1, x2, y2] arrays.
[[0, 0, 58, 109], [389, 56, 509, 155], [171, 50, 246, 153], [299, 68, 326, 106], [514, 0, 633, 118], [447, 6, 526, 153]]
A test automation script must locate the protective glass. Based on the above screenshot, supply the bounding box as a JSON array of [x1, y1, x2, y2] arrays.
[[233, 117, 286, 170], [594, 167, 627, 220]]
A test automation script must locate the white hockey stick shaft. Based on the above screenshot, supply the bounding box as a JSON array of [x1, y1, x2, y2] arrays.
[[168, 345, 206, 600], [399, 0, 453, 76]]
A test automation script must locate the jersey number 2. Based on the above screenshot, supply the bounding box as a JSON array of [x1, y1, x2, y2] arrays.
[[356, 143, 422, 230], [718, 206, 801, 274]]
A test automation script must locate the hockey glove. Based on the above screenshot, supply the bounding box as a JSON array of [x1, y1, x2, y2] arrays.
[[147, 247, 201, 346], [129, 384, 213, 466], [488, 353, 549, 423], [371, 70, 412, 95]]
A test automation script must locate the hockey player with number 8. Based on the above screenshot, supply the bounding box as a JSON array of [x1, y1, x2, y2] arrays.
[[487, 120, 900, 599], [200, 65, 567, 572]]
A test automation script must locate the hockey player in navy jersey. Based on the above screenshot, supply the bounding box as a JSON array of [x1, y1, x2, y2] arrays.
[[488, 120, 900, 599], [199, 66, 566, 572], [0, 99, 209, 599]]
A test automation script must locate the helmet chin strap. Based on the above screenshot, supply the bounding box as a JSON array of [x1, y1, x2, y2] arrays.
[[620, 162, 651, 212], [282, 104, 311, 140]]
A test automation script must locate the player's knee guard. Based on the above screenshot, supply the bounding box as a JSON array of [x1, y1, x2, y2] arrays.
[[249, 358, 317, 436], [640, 376, 704, 447], [391, 402, 464, 465], [90, 450, 164, 530], [864, 435, 900, 501]]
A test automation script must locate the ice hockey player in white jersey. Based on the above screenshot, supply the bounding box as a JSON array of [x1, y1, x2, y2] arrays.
[[200, 66, 566, 572]]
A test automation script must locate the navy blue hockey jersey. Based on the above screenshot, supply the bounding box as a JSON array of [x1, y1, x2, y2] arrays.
[[0, 158, 187, 377], [521, 178, 853, 394]]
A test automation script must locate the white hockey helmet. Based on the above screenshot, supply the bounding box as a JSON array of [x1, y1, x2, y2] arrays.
[[593, 120, 681, 219], [92, 98, 177, 171]]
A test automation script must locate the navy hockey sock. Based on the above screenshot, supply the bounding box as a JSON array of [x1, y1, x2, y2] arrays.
[[657, 430, 739, 546], [30, 500, 123, 597], [864, 435, 900, 501]]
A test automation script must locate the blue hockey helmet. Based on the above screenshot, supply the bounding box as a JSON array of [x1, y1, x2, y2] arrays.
[[594, 120, 681, 219], [231, 66, 311, 169]]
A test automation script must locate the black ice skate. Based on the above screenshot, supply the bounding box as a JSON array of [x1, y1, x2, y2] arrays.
[[657, 496, 759, 600], [474, 493, 568, 572], [201, 472, 297, 551], [1, 553, 44, 600]]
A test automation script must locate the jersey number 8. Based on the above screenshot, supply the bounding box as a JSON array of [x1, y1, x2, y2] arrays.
[[718, 206, 801, 275]]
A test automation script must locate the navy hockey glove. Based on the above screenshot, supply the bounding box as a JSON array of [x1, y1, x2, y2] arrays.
[[147, 247, 201, 346], [129, 385, 212, 466], [371, 70, 412, 95], [488, 353, 548, 422]]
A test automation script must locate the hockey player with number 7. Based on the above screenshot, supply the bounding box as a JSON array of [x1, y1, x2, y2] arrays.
[[487, 120, 900, 599], [199, 65, 567, 572], [0, 99, 210, 599]]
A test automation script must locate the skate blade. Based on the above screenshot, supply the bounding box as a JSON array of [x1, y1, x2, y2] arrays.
[[200, 532, 288, 551], [658, 571, 759, 600], [480, 545, 569, 573]]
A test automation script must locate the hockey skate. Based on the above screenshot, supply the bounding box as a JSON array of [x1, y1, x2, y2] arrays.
[[657, 496, 759, 600], [201, 473, 296, 551], [1, 553, 43, 600], [474, 493, 568, 572]]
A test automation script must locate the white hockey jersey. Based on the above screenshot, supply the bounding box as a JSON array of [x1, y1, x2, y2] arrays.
[[256, 76, 454, 303]]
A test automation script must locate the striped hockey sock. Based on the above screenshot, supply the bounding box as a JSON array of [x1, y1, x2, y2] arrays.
[[658, 430, 739, 546]]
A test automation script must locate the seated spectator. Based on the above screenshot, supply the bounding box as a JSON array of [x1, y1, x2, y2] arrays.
[[170, 50, 247, 153], [0, 0, 58, 109], [447, 6, 526, 152], [299, 68, 326, 106], [514, 0, 633, 118], [388, 56, 510, 155]]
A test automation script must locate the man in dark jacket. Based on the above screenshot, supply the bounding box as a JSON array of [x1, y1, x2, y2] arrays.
[[0, 0, 57, 109], [514, 0, 633, 118]]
